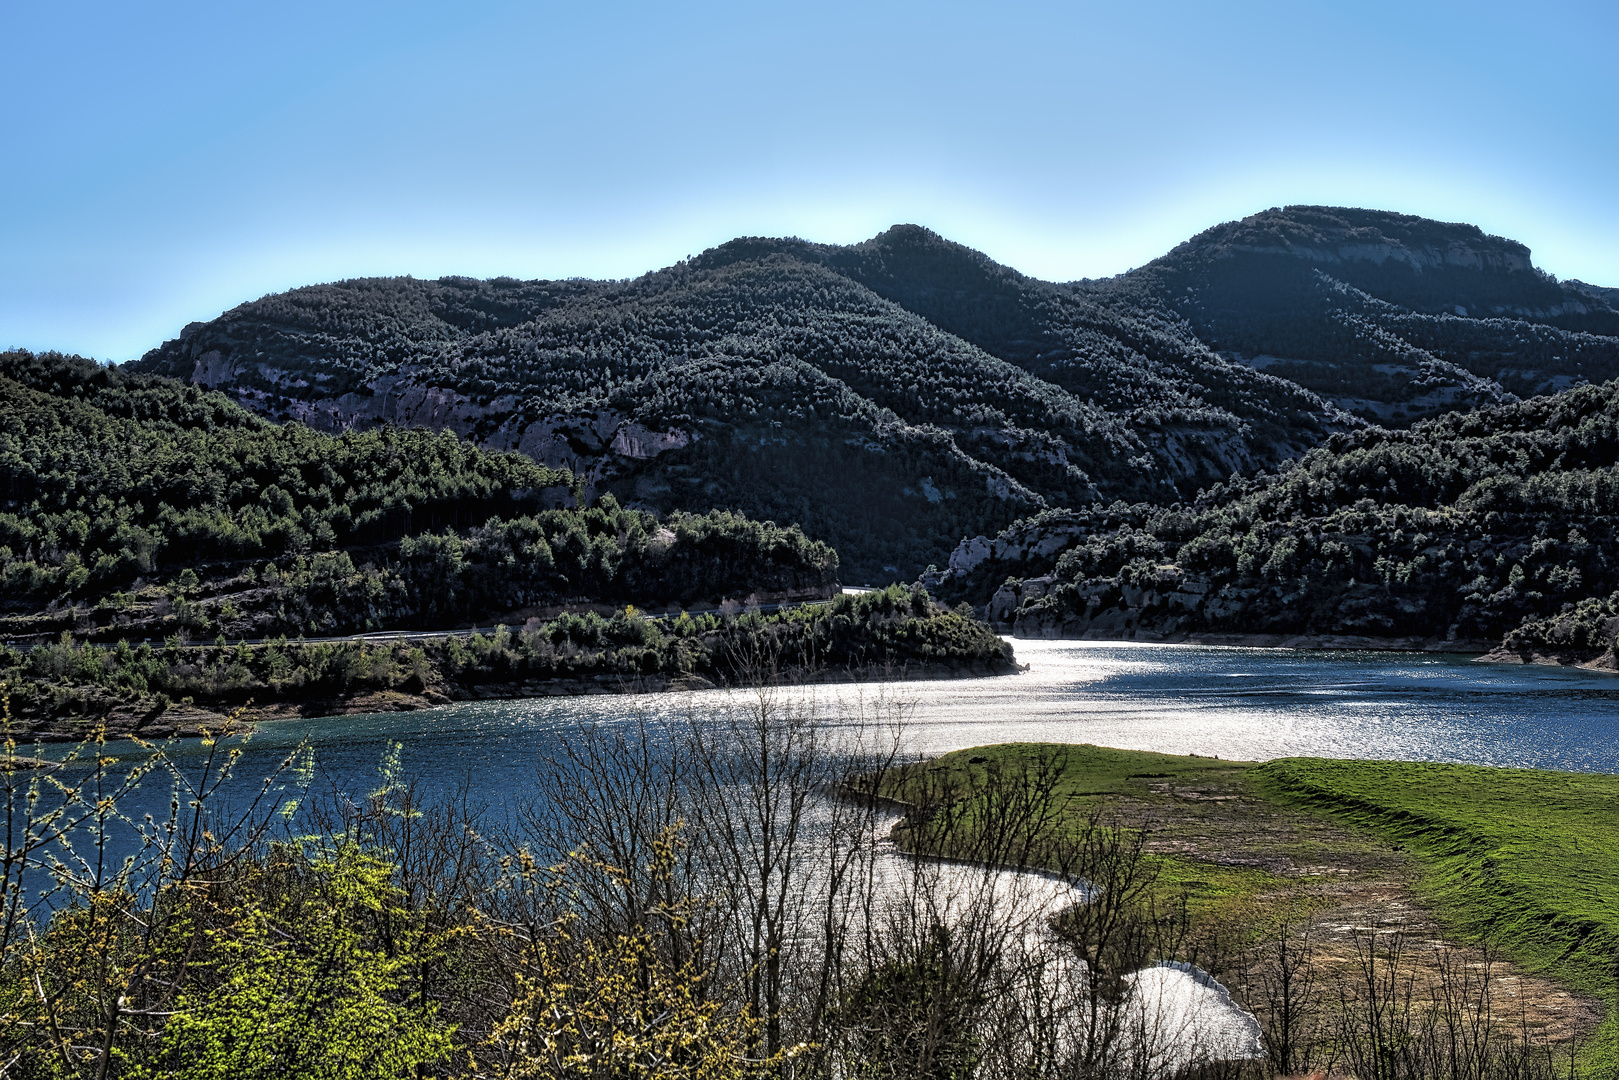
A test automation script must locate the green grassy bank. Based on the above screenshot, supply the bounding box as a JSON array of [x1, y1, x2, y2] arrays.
[[886, 742, 1619, 1074], [881, 743, 1293, 926], [1254, 755, 1619, 1067]]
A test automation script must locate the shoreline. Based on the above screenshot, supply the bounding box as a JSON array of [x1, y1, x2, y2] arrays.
[[1008, 627, 1619, 674], [1005, 627, 1499, 654], [22, 630, 1617, 744], [1476, 642, 1619, 674], [11, 658, 1021, 743], [891, 744, 1610, 1065]]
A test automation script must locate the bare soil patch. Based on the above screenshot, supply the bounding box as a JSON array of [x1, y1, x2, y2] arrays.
[[1114, 770, 1604, 1046]]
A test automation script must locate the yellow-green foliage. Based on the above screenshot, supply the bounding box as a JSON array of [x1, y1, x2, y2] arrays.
[[139, 845, 450, 1080], [5, 846, 450, 1080], [0, 689, 790, 1079], [490, 833, 794, 1080]]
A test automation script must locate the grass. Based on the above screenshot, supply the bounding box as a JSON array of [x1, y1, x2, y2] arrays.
[[879, 742, 1296, 932], [887, 740, 1251, 800], [883, 742, 1619, 1075], [1254, 756, 1619, 1068]]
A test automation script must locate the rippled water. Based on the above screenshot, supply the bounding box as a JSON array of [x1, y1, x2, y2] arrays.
[[55, 640, 1606, 1058], [48, 638, 1619, 847], [130, 638, 1619, 791]]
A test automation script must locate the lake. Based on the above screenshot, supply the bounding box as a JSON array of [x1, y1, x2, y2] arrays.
[[42, 638, 1616, 1056], [102, 638, 1619, 804]]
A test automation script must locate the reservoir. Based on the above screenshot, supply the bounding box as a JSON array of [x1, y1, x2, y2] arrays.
[[118, 638, 1619, 798], [43, 638, 1618, 1057]]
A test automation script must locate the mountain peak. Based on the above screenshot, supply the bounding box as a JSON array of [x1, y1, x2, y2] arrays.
[[1167, 204, 1537, 276]]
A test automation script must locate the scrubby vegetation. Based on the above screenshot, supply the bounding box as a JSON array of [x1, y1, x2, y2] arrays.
[[1143, 205, 1619, 415], [130, 207, 1619, 579], [0, 585, 1013, 739], [0, 724, 1596, 1078], [887, 742, 1614, 1077], [1504, 591, 1619, 663], [0, 349, 569, 590], [0, 351, 838, 644], [131, 222, 1371, 579], [5, 501, 837, 646], [967, 379, 1619, 651]]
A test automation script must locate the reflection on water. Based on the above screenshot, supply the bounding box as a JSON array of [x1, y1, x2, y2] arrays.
[[1127, 962, 1265, 1063], [862, 808, 1264, 1062], [164, 638, 1619, 793], [46, 639, 1601, 1060], [47, 639, 1619, 829]]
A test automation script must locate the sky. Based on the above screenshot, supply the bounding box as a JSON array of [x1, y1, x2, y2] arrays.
[[3, 0, 1617, 361]]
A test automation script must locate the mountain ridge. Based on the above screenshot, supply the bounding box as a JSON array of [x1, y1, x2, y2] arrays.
[[131, 206, 1619, 581]]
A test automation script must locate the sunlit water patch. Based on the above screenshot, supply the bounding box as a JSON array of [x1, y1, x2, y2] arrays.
[[37, 639, 1619, 882], [857, 808, 1263, 1064], [58, 639, 1619, 810]]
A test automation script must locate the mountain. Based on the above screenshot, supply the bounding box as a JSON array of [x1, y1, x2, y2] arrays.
[[131, 206, 1619, 582], [935, 378, 1619, 652], [130, 228, 1356, 580], [1134, 206, 1619, 421]]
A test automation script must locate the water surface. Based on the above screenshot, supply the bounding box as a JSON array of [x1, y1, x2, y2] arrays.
[[43, 639, 1610, 1052], [58, 640, 1619, 806]]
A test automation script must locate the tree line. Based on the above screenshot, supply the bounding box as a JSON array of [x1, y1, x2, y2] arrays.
[[0, 351, 839, 643], [4, 586, 1009, 737]]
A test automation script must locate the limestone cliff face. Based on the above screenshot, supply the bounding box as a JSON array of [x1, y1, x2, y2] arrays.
[[994, 565, 1222, 639], [184, 349, 690, 500], [1143, 424, 1296, 486], [945, 514, 1091, 577], [921, 510, 1097, 616], [1135, 206, 1619, 421]]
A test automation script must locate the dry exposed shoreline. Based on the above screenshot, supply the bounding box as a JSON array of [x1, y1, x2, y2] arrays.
[[1009, 628, 1496, 653], [1476, 642, 1619, 673]]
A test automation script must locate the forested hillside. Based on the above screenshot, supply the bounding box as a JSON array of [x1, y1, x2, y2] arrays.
[[132, 206, 1619, 580], [0, 351, 837, 644], [1137, 206, 1619, 420], [133, 224, 1362, 579], [940, 379, 1619, 655]]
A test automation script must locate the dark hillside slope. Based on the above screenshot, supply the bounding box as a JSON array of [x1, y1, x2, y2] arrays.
[[133, 235, 1357, 580], [133, 209, 1619, 581], [805, 225, 1349, 472], [0, 351, 837, 644], [134, 262, 1116, 579], [946, 379, 1619, 651], [1133, 206, 1619, 421]]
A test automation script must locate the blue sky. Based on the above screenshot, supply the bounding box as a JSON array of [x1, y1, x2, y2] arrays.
[[3, 0, 1616, 361]]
